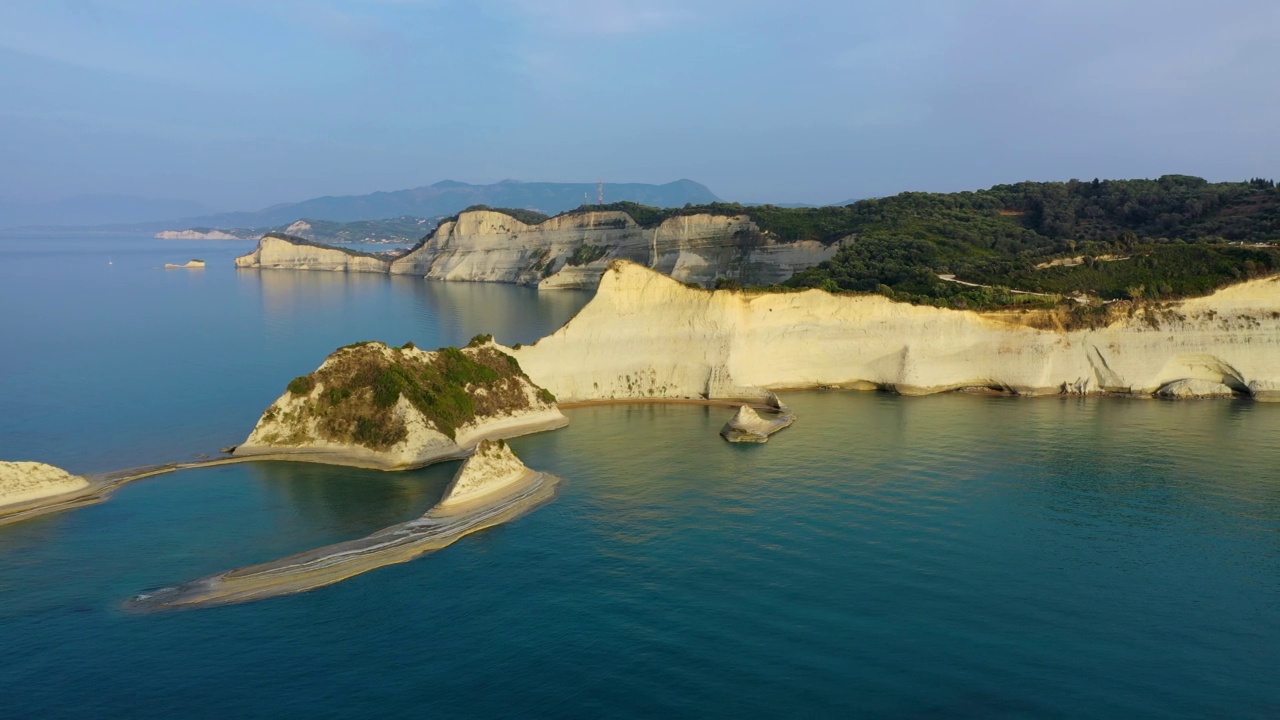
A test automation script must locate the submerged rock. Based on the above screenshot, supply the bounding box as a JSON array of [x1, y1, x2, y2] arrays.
[[720, 404, 796, 443]]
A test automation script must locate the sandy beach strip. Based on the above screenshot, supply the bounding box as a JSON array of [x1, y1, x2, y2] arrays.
[[127, 470, 560, 611]]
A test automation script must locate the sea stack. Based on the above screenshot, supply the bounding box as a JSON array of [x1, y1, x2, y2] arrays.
[[719, 405, 796, 443], [435, 439, 539, 512]]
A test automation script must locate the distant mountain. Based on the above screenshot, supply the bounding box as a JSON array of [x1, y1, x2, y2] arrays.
[[0, 194, 213, 229], [162, 179, 719, 230]]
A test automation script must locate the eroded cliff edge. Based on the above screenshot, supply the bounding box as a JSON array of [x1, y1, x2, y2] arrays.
[[235, 209, 841, 289], [233, 340, 566, 469], [510, 261, 1280, 402]]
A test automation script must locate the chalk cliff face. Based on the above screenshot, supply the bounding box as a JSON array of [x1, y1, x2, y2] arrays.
[[233, 210, 841, 289], [0, 461, 89, 509], [511, 261, 1280, 402], [234, 341, 567, 469], [390, 209, 840, 289], [235, 233, 390, 273]]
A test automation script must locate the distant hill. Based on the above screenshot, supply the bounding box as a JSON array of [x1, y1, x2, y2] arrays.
[[0, 194, 213, 229], [161, 179, 719, 230], [157, 216, 438, 245]]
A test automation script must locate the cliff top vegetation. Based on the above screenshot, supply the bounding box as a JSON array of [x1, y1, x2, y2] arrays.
[[419, 176, 1280, 309], [265, 342, 550, 450]]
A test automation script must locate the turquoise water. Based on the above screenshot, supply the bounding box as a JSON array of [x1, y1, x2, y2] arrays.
[[2, 236, 1279, 718]]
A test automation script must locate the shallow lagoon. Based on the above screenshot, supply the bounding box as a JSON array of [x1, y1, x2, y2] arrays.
[[1, 236, 1278, 717]]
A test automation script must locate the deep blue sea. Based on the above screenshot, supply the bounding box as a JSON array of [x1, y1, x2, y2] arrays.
[[1, 235, 1278, 718]]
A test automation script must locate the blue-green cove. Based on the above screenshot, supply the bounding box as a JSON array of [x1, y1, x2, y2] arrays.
[[1, 235, 1278, 718]]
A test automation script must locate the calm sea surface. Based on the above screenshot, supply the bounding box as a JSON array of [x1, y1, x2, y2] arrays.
[[1, 235, 1278, 718]]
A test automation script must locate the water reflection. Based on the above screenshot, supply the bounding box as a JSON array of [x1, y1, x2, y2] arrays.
[[244, 460, 456, 533], [407, 279, 593, 347], [252, 270, 592, 349]]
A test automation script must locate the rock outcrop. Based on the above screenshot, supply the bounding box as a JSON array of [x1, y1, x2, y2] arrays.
[[436, 439, 537, 511], [233, 340, 567, 469], [0, 461, 89, 509], [234, 233, 390, 273], [390, 209, 840, 289], [233, 209, 843, 289], [719, 405, 796, 443], [510, 261, 1280, 402], [164, 259, 206, 269]]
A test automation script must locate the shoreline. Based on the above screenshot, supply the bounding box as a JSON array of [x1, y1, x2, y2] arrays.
[[558, 397, 776, 410]]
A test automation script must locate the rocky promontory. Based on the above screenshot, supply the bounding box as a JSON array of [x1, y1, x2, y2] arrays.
[[233, 208, 842, 289], [234, 232, 391, 273], [509, 261, 1280, 403], [232, 339, 566, 469]]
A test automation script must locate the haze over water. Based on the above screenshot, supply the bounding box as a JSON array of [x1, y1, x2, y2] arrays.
[[1, 236, 1278, 717]]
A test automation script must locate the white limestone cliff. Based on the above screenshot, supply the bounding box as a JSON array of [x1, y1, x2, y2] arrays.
[[389, 209, 842, 289], [235, 233, 389, 273], [510, 261, 1280, 402], [233, 342, 567, 469], [0, 461, 89, 509], [229, 209, 837, 289]]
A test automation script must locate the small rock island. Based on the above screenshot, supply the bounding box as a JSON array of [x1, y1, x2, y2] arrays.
[[164, 259, 206, 269], [720, 404, 796, 443]]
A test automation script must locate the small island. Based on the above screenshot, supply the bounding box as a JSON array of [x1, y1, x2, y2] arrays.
[[231, 337, 566, 469], [164, 259, 206, 269]]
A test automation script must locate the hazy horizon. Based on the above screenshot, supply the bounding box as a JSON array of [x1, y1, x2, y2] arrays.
[[2, 0, 1277, 211]]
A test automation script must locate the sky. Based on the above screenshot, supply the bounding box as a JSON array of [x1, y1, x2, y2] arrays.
[[1, 0, 1278, 210]]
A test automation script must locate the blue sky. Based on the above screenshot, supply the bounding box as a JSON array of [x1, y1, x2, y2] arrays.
[[1, 0, 1277, 210]]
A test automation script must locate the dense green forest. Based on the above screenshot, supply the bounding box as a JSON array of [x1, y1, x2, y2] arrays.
[[778, 175, 1280, 307]]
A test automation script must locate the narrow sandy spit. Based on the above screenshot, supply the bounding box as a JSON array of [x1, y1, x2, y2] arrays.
[[127, 470, 560, 611]]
